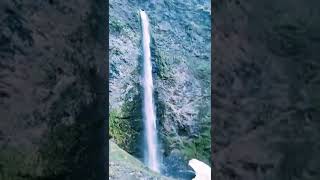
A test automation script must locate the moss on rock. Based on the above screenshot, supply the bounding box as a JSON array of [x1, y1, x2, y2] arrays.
[[181, 126, 211, 165], [109, 108, 141, 154], [109, 85, 143, 156]]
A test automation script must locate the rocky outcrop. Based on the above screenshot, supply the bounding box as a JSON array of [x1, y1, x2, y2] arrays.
[[213, 0, 320, 179], [0, 0, 107, 179]]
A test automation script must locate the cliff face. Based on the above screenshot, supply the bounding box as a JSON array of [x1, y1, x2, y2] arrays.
[[109, 0, 211, 178], [0, 0, 107, 179], [213, 0, 320, 179]]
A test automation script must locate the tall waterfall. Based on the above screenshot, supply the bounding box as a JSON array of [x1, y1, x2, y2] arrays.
[[140, 9, 160, 173]]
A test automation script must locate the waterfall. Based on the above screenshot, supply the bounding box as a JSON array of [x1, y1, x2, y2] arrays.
[[140, 9, 160, 173]]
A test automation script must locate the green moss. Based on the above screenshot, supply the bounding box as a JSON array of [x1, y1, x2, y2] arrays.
[[109, 109, 139, 150], [109, 85, 143, 155], [155, 51, 172, 80], [110, 18, 127, 33], [189, 60, 211, 86], [181, 126, 211, 164]]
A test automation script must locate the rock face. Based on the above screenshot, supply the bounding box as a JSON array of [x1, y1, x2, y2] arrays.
[[0, 0, 107, 179], [109, 0, 211, 178], [213, 0, 320, 180]]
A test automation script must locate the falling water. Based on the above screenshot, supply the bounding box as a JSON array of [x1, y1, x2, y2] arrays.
[[140, 9, 160, 173]]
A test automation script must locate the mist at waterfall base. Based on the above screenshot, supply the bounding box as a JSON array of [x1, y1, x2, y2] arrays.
[[139, 9, 196, 180]]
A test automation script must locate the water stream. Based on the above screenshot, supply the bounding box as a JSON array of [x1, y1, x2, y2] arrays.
[[140, 9, 161, 173]]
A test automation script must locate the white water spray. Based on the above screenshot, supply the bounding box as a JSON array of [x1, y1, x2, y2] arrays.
[[140, 9, 160, 173]]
